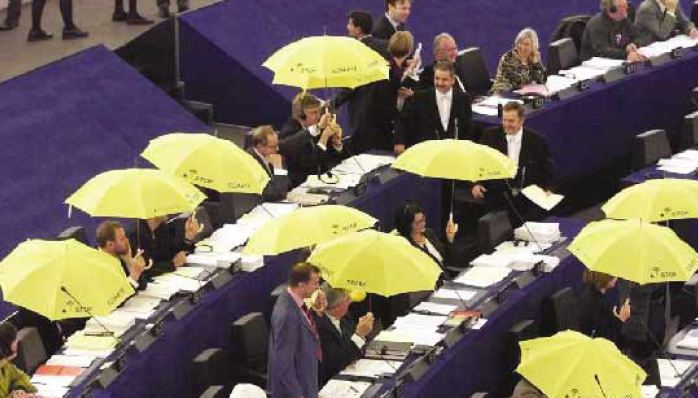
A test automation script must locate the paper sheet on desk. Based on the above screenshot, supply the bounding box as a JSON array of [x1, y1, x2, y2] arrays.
[[320, 380, 372, 398], [521, 185, 564, 211], [658, 358, 694, 387], [46, 354, 96, 368], [641, 385, 659, 398], [34, 383, 69, 398], [200, 223, 253, 253], [187, 252, 241, 268], [152, 273, 202, 293], [514, 222, 561, 244], [640, 34, 698, 57], [560, 65, 606, 81], [495, 241, 551, 254], [65, 333, 117, 353], [301, 173, 362, 190], [470, 253, 516, 268], [333, 154, 394, 175], [393, 313, 447, 330], [413, 302, 458, 315], [431, 288, 478, 301], [31, 374, 76, 388], [340, 359, 403, 378], [140, 282, 179, 300], [375, 329, 444, 346], [582, 57, 625, 70], [454, 266, 511, 288]]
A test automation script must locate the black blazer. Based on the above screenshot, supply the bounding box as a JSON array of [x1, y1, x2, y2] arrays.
[[395, 88, 473, 147], [408, 228, 453, 269], [479, 126, 554, 190], [577, 283, 625, 346], [247, 148, 290, 202], [361, 35, 389, 60], [120, 258, 148, 291], [313, 313, 363, 386], [278, 128, 344, 187], [372, 15, 404, 40], [279, 118, 302, 140], [128, 221, 194, 277]]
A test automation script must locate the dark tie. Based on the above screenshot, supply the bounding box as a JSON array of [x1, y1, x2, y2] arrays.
[[396, 23, 405, 32], [302, 304, 322, 361]]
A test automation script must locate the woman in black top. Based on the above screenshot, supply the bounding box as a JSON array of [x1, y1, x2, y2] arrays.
[[578, 270, 631, 347], [394, 201, 458, 270]]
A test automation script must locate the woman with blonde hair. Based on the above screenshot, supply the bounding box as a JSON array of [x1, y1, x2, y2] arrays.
[[490, 28, 547, 94]]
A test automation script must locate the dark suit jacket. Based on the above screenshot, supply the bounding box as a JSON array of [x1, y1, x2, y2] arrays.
[[279, 118, 302, 140], [407, 228, 453, 269], [278, 128, 344, 187], [312, 313, 362, 386], [119, 258, 148, 291], [372, 15, 404, 40], [577, 283, 625, 346], [127, 221, 194, 277], [247, 148, 290, 202], [395, 88, 473, 147], [361, 35, 389, 59], [268, 290, 320, 398]]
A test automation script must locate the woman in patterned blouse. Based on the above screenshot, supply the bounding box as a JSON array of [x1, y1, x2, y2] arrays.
[[490, 28, 547, 94]]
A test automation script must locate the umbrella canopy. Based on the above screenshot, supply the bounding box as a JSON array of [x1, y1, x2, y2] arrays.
[[243, 205, 377, 255], [602, 178, 698, 222], [0, 239, 134, 320], [308, 230, 442, 297], [568, 219, 698, 284], [65, 168, 206, 219], [517, 330, 646, 398], [263, 35, 389, 90], [141, 132, 270, 194], [391, 139, 517, 181]]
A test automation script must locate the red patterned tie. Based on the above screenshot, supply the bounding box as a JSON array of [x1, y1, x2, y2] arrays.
[[302, 305, 322, 362]]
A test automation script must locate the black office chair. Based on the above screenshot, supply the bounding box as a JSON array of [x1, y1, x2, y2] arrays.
[[455, 47, 492, 96], [497, 319, 538, 397], [192, 348, 231, 395], [476, 211, 513, 254], [550, 15, 592, 51], [56, 226, 89, 246], [230, 312, 268, 387], [218, 193, 261, 224], [681, 111, 698, 150], [546, 38, 579, 75], [692, 1, 698, 26], [199, 385, 229, 398], [691, 86, 698, 110], [13, 327, 48, 374], [632, 129, 672, 170], [540, 287, 580, 335]]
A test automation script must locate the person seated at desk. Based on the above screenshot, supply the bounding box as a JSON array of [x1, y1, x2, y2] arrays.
[[580, 0, 646, 61], [578, 270, 632, 346], [0, 323, 38, 398], [634, 0, 698, 45], [394, 61, 473, 155], [471, 102, 554, 226], [395, 201, 457, 271], [313, 285, 374, 386], [96, 220, 150, 291], [490, 28, 547, 95], [418, 33, 467, 93], [127, 214, 202, 277], [373, 0, 411, 40], [248, 126, 291, 202], [278, 94, 345, 187]]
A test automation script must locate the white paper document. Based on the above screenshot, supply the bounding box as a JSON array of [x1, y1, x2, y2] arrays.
[[140, 282, 179, 300], [392, 313, 447, 330], [34, 383, 69, 398], [320, 380, 372, 398], [514, 222, 561, 244], [470, 253, 516, 268], [658, 358, 694, 387], [454, 266, 511, 288], [581, 57, 625, 70], [340, 359, 403, 378], [333, 154, 394, 175], [494, 241, 551, 255], [431, 288, 478, 301], [641, 385, 659, 398], [187, 251, 241, 268], [152, 274, 202, 293], [30, 375, 75, 388], [559, 65, 606, 81], [374, 329, 444, 346], [46, 354, 96, 368], [521, 185, 564, 211], [301, 173, 363, 190], [412, 302, 458, 315], [119, 296, 162, 313]]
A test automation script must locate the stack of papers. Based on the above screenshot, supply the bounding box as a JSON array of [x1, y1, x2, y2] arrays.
[[374, 329, 444, 346], [152, 274, 202, 293], [431, 288, 478, 302], [332, 154, 394, 175], [521, 185, 564, 211], [140, 282, 179, 300], [198, 223, 253, 253], [559, 65, 606, 81], [301, 173, 363, 190], [46, 354, 96, 368], [470, 253, 516, 268], [240, 254, 264, 272], [84, 310, 138, 337], [286, 189, 330, 206], [658, 358, 694, 387], [657, 155, 698, 174], [339, 359, 403, 378], [676, 328, 698, 349], [508, 253, 561, 272], [454, 266, 512, 288], [320, 380, 373, 398], [186, 252, 241, 268], [237, 203, 298, 230], [514, 222, 561, 244], [639, 34, 698, 57], [34, 384, 69, 398], [63, 332, 117, 357], [119, 296, 162, 315], [581, 57, 625, 71], [412, 302, 458, 315], [392, 313, 447, 330], [495, 241, 551, 255]]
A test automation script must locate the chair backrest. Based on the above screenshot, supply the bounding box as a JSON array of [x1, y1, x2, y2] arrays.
[[633, 129, 672, 170], [56, 226, 89, 246], [199, 385, 228, 398], [692, 1, 698, 26], [192, 348, 229, 394], [477, 211, 513, 253], [681, 111, 698, 150], [13, 327, 47, 374], [218, 193, 261, 224], [455, 47, 492, 96], [551, 287, 580, 331], [546, 38, 579, 75], [692, 86, 698, 109], [500, 319, 538, 397], [550, 15, 591, 51], [231, 312, 268, 372]]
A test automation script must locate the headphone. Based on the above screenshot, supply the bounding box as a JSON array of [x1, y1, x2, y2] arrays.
[[608, 0, 617, 13]]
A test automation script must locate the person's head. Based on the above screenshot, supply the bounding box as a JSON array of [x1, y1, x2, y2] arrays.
[[96, 221, 129, 257], [433, 61, 456, 94], [292, 92, 322, 127], [388, 31, 414, 63], [395, 201, 426, 238], [251, 125, 279, 157], [600, 0, 629, 21], [323, 284, 352, 319], [583, 270, 618, 291], [0, 323, 18, 362], [502, 102, 525, 135], [347, 10, 373, 39], [433, 33, 458, 64], [385, 0, 411, 23], [288, 262, 321, 299], [514, 28, 539, 61]]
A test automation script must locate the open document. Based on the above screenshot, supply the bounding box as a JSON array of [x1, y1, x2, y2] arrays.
[[521, 185, 564, 211]]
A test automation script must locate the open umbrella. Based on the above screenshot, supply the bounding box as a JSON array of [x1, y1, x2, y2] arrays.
[[602, 178, 698, 222]]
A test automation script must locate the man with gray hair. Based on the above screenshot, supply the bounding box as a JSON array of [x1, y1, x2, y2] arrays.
[[634, 0, 698, 45], [312, 284, 374, 386], [418, 33, 467, 92], [580, 0, 645, 61]]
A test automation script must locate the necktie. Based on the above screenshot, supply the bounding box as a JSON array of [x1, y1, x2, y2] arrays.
[[302, 304, 323, 361]]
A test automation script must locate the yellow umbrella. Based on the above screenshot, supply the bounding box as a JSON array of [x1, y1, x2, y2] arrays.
[[141, 133, 270, 194], [568, 219, 698, 284], [65, 168, 206, 219], [307, 230, 442, 297], [0, 239, 134, 320], [602, 178, 698, 222], [243, 205, 377, 255], [392, 139, 517, 181], [263, 36, 389, 90], [517, 330, 646, 398]]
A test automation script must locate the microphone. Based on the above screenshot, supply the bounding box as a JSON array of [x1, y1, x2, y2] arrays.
[[501, 182, 544, 253], [61, 286, 115, 338]]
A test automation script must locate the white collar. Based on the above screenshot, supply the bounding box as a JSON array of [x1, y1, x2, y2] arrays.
[[506, 128, 523, 142], [436, 88, 453, 101], [252, 147, 266, 162], [385, 12, 400, 29]]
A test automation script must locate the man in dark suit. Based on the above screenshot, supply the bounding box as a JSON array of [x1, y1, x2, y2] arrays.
[[394, 61, 473, 154], [97, 220, 149, 291], [268, 263, 326, 398], [313, 285, 374, 386], [346, 10, 389, 58], [373, 0, 410, 40], [278, 94, 345, 187], [471, 101, 554, 225], [418, 33, 467, 93], [248, 126, 291, 202]]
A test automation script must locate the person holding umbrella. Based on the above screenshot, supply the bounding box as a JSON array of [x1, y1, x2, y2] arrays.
[[0, 323, 38, 397]]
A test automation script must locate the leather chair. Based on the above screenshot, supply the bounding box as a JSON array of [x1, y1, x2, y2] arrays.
[[541, 287, 580, 334], [455, 47, 492, 96], [218, 193, 261, 224], [550, 15, 592, 51], [230, 312, 268, 387], [192, 348, 230, 394], [691, 86, 698, 109], [13, 327, 47, 374], [546, 38, 579, 75], [476, 211, 513, 254], [632, 129, 672, 170], [56, 226, 89, 246], [681, 111, 698, 150]]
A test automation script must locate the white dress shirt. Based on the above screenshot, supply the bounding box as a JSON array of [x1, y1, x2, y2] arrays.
[[423, 238, 443, 264], [435, 89, 453, 132], [327, 314, 366, 349], [506, 128, 523, 166]]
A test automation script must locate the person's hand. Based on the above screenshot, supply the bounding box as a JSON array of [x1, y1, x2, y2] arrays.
[[319, 126, 335, 147], [471, 184, 487, 199], [127, 249, 148, 281], [613, 298, 632, 322], [267, 153, 283, 169], [690, 28, 698, 39], [318, 111, 333, 130], [445, 218, 459, 243], [394, 144, 406, 156], [627, 50, 645, 63], [356, 312, 374, 338], [185, 215, 203, 242], [311, 289, 327, 314], [544, 190, 552, 197], [172, 251, 187, 268], [397, 87, 414, 100], [625, 43, 638, 54], [531, 50, 541, 64], [664, 0, 678, 13], [330, 125, 343, 147]]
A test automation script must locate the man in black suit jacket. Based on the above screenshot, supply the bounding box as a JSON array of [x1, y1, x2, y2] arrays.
[[248, 126, 291, 202], [394, 61, 473, 154], [313, 286, 374, 386], [373, 0, 410, 40], [418, 33, 467, 93], [471, 102, 554, 225]]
